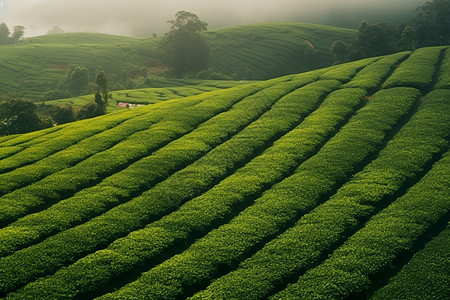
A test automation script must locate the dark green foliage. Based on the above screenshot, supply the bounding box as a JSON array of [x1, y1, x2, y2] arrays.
[[50, 104, 76, 125], [159, 11, 209, 77], [397, 26, 416, 51], [331, 1, 450, 63], [353, 22, 399, 58], [0, 23, 25, 45], [95, 71, 108, 100], [331, 22, 408, 64], [41, 89, 67, 101], [331, 40, 352, 64], [411, 0, 450, 47], [10, 26, 25, 43], [0, 23, 10, 44], [0, 97, 47, 135], [68, 66, 90, 95]]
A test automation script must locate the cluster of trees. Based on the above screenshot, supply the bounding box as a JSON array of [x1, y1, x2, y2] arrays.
[[159, 11, 210, 77], [0, 96, 51, 135], [0, 23, 25, 45], [42, 64, 149, 102], [0, 71, 110, 135], [331, 0, 450, 64]]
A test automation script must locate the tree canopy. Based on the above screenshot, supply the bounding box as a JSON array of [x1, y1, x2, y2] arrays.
[[330, 0, 450, 64], [0, 23, 25, 45], [0, 97, 47, 135], [159, 11, 209, 77], [412, 0, 450, 46], [168, 10, 208, 34], [68, 66, 90, 95]]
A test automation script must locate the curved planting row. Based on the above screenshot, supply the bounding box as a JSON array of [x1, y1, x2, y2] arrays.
[[0, 77, 322, 255], [0, 46, 449, 300], [273, 148, 449, 299], [0, 110, 142, 174], [0, 84, 269, 226], [370, 223, 449, 300], [99, 87, 420, 300], [382, 47, 444, 91], [0, 74, 331, 294], [192, 88, 450, 300], [3, 84, 360, 299]]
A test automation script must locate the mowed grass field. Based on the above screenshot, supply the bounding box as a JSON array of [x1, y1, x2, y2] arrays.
[[0, 23, 355, 99], [0, 46, 449, 299]]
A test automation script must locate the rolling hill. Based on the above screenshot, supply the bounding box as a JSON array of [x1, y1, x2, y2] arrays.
[[0, 23, 355, 99], [0, 45, 449, 299]]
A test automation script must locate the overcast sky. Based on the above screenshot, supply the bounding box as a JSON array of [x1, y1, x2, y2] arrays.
[[0, 0, 425, 37]]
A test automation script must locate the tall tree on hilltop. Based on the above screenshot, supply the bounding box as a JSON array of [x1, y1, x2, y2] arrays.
[[159, 11, 209, 77], [68, 66, 90, 96]]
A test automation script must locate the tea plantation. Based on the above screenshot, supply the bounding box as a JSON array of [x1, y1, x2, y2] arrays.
[[0, 23, 354, 99], [44, 79, 257, 111], [0, 46, 449, 299]]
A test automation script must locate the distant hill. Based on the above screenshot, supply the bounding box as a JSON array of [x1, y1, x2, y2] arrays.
[[204, 23, 356, 79], [0, 23, 355, 99], [0, 45, 448, 299]]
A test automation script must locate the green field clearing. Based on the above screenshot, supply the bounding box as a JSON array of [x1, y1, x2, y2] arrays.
[[0, 23, 355, 100], [0, 46, 448, 300]]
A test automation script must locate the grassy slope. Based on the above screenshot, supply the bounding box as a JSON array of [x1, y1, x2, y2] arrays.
[[0, 23, 355, 99], [0, 46, 448, 299]]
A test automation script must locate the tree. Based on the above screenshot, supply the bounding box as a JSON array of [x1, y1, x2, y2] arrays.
[[51, 104, 76, 125], [48, 25, 65, 34], [411, 0, 450, 46], [168, 10, 208, 34], [68, 66, 90, 95], [0, 97, 45, 135], [0, 23, 10, 44], [397, 26, 416, 51], [353, 22, 398, 58], [0, 23, 25, 44], [91, 92, 105, 115], [10, 25, 25, 43], [330, 40, 351, 64], [95, 70, 108, 103], [159, 11, 209, 77]]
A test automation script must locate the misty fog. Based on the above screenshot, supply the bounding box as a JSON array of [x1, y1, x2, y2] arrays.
[[2, 0, 425, 37]]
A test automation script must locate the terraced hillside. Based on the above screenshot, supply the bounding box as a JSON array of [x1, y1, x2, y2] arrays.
[[0, 46, 449, 300], [0, 23, 354, 99], [45, 79, 256, 111], [203, 23, 356, 80]]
